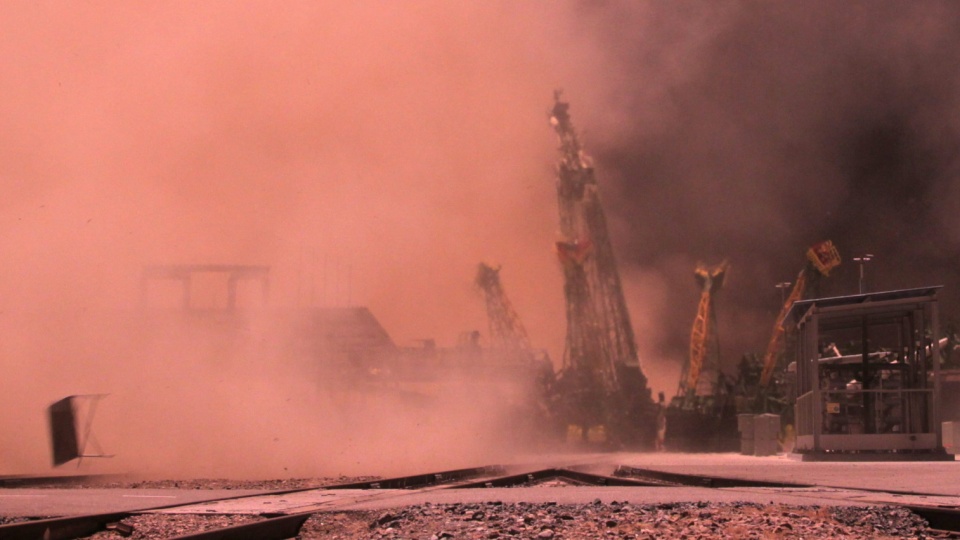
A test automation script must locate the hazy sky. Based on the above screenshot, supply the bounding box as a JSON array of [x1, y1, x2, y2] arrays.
[[0, 1, 616, 476]]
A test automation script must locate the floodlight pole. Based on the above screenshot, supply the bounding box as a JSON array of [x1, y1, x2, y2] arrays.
[[775, 282, 792, 305], [853, 254, 874, 294]]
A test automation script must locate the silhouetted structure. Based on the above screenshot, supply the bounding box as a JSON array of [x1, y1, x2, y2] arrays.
[[549, 93, 655, 446], [140, 264, 270, 310]]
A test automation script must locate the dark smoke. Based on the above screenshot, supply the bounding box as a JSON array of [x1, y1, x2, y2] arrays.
[[581, 1, 960, 376]]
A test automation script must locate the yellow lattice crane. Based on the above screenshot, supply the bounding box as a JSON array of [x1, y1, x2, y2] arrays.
[[679, 261, 729, 406], [760, 241, 841, 387]]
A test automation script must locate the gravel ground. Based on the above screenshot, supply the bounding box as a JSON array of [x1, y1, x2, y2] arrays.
[[68, 501, 943, 539], [84, 514, 261, 539], [298, 501, 942, 540]]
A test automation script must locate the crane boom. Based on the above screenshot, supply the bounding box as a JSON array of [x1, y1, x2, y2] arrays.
[[759, 241, 841, 386]]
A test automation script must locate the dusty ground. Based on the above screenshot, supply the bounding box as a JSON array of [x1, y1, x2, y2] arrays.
[[18, 476, 379, 490], [297, 501, 939, 540], [3, 476, 947, 539], [63, 501, 941, 539]]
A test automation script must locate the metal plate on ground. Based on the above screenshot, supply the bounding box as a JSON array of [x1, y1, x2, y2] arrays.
[[147, 489, 397, 515]]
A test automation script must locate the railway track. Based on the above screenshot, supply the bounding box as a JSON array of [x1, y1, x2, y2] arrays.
[[2, 462, 959, 539]]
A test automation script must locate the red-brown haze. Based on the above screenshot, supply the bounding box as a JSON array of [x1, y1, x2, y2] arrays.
[[7, 1, 960, 479], [0, 2, 678, 478]]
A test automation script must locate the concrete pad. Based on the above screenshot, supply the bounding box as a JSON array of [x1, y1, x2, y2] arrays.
[[0, 489, 269, 517], [613, 452, 960, 496], [150, 489, 394, 515]]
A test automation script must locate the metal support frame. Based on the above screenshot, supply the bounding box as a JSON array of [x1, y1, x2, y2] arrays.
[[789, 287, 948, 459], [140, 264, 270, 310]]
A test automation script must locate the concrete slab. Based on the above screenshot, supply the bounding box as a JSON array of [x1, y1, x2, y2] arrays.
[[0, 489, 268, 517], [150, 489, 395, 515], [612, 452, 960, 496]]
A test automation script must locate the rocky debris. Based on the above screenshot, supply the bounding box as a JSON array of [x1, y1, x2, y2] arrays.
[[832, 505, 932, 537], [83, 514, 260, 539], [297, 501, 940, 539]]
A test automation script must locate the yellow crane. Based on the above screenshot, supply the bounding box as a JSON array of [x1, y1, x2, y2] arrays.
[[759, 241, 841, 387], [680, 261, 729, 405]]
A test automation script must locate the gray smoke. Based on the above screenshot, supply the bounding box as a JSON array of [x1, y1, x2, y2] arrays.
[[579, 1, 960, 371]]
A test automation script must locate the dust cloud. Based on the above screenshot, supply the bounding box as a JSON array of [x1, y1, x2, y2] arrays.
[[5, 2, 959, 478], [0, 1, 626, 478]]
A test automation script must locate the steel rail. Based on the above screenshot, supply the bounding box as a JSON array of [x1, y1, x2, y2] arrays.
[[455, 467, 663, 488], [0, 511, 132, 540], [904, 505, 960, 537], [325, 465, 504, 490], [613, 465, 814, 489]]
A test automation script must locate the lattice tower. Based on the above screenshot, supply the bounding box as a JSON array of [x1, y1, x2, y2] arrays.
[[475, 263, 532, 352], [549, 92, 655, 439]]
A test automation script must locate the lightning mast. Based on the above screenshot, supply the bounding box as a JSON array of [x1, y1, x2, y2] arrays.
[[549, 92, 654, 444]]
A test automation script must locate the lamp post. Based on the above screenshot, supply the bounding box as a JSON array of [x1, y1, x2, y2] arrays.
[[853, 254, 874, 294], [775, 282, 792, 306]]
